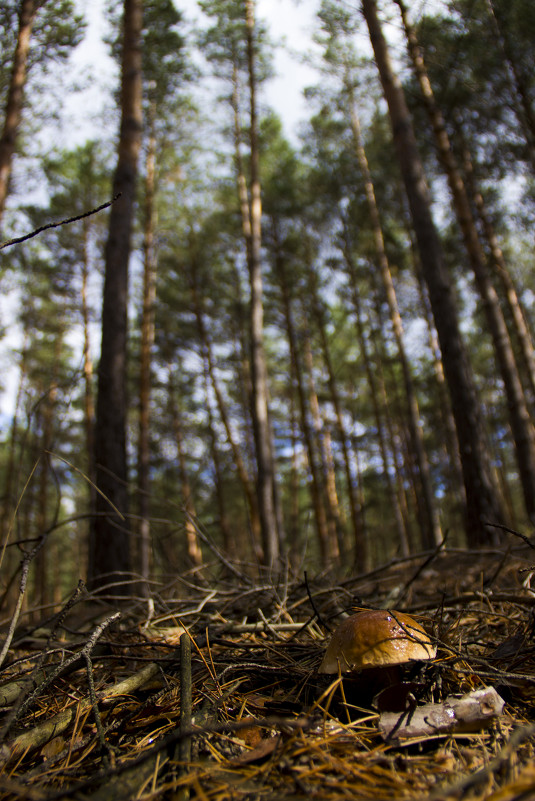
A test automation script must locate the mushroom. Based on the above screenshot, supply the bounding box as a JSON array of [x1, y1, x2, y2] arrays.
[[318, 609, 436, 675]]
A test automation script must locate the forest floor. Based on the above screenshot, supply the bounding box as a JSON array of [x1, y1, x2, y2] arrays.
[[0, 538, 534, 800]]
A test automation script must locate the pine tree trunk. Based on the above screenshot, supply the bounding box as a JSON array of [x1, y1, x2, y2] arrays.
[[483, 0, 535, 170], [35, 335, 62, 610], [137, 98, 157, 596], [0, 340, 28, 550], [168, 372, 202, 567], [368, 304, 416, 552], [341, 223, 410, 557], [301, 320, 342, 560], [89, 0, 143, 594], [458, 130, 535, 403], [190, 264, 263, 553], [0, 0, 39, 226], [202, 362, 234, 558], [274, 236, 335, 563], [411, 242, 466, 523], [396, 0, 535, 522], [243, 0, 281, 565], [81, 217, 95, 483], [362, 0, 504, 544], [305, 258, 365, 561], [349, 98, 441, 549]]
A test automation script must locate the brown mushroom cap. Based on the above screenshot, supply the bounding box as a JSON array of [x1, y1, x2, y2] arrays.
[[318, 610, 436, 674]]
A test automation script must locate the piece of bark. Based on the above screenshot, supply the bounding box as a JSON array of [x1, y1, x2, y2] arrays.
[[379, 686, 505, 741]]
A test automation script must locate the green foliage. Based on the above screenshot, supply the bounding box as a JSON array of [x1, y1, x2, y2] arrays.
[[199, 0, 273, 83]]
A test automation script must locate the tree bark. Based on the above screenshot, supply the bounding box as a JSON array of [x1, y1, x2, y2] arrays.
[[362, 0, 504, 544], [190, 260, 263, 553], [305, 256, 365, 560], [483, 0, 535, 170], [273, 233, 335, 563], [243, 0, 281, 565], [411, 242, 466, 523], [202, 361, 234, 558], [0, 0, 40, 227], [168, 371, 202, 567], [348, 97, 441, 549], [341, 222, 410, 558], [396, 0, 535, 522], [89, 0, 143, 594], [457, 128, 535, 404], [137, 96, 157, 596]]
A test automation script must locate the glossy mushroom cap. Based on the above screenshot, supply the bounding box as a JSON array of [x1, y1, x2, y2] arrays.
[[318, 609, 436, 674]]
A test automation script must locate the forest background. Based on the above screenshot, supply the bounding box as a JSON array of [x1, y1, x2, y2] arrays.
[[0, 0, 534, 610]]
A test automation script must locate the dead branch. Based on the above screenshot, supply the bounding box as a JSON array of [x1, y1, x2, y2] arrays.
[[0, 194, 121, 250], [379, 686, 505, 740]]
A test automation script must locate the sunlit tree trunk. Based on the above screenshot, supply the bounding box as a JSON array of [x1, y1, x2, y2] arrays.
[[89, 0, 143, 593], [362, 0, 504, 544]]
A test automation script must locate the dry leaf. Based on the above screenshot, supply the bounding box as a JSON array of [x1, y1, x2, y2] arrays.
[[231, 735, 280, 765], [40, 736, 66, 760]]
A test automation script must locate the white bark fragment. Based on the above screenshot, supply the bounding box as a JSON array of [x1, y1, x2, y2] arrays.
[[379, 686, 505, 740]]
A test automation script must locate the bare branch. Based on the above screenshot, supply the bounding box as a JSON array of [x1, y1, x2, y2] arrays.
[[0, 194, 121, 250]]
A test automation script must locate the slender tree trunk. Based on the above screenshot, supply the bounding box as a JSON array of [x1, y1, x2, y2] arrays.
[[241, 0, 281, 565], [305, 256, 365, 561], [137, 98, 157, 596], [273, 237, 334, 563], [362, 0, 504, 545], [396, 0, 535, 523], [457, 129, 535, 403], [190, 261, 263, 552], [228, 260, 256, 478], [167, 371, 202, 567], [80, 217, 96, 513], [0, 0, 39, 227], [483, 0, 535, 170], [35, 335, 62, 610], [411, 242, 466, 520], [349, 97, 441, 548], [89, 0, 143, 594], [341, 223, 410, 557], [202, 360, 234, 558], [368, 299, 416, 551], [0, 340, 28, 551], [288, 390, 302, 569], [301, 321, 342, 559]]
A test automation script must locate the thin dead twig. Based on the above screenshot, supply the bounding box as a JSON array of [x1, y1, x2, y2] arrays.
[[0, 612, 120, 745], [0, 195, 120, 250]]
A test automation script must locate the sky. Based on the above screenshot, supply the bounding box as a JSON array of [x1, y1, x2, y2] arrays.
[[65, 0, 324, 147], [0, 0, 326, 424]]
